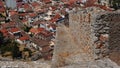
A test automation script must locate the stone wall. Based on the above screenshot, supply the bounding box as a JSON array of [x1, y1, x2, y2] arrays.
[[93, 12, 110, 59], [107, 12, 120, 65], [69, 11, 95, 60], [52, 8, 120, 68], [0, 61, 51, 68], [52, 8, 99, 68], [93, 12, 120, 60]]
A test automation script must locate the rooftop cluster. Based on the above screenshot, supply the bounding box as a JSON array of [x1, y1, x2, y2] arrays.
[[0, 0, 114, 61]]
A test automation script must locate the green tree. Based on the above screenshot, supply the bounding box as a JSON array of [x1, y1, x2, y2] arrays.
[[23, 25, 32, 32], [0, 39, 22, 59], [24, 48, 32, 57], [0, 32, 4, 44], [110, 0, 120, 10], [11, 41, 21, 59]]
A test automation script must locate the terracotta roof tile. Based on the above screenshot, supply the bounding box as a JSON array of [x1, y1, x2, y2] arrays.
[[22, 3, 33, 11], [0, 17, 5, 21], [29, 13, 37, 17], [22, 19, 28, 23], [51, 6, 57, 11], [38, 28, 44, 32], [0, 1, 3, 6], [40, 30, 53, 37], [32, 37, 49, 47], [33, 20, 41, 25], [24, 3, 30, 8], [19, 36, 29, 41], [30, 28, 44, 34], [84, 0, 112, 11], [31, 2, 40, 8], [1, 22, 16, 28], [10, 28, 20, 33], [0, 29, 9, 36], [50, 18, 57, 23], [9, 11, 18, 16], [17, 2, 22, 8], [18, 13, 27, 16], [43, 0, 52, 4], [54, 14, 61, 19], [0, 29, 8, 33], [50, 14, 61, 23], [0, 6, 5, 12], [30, 28, 38, 34]]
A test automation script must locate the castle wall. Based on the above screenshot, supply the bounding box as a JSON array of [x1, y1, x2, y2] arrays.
[[52, 8, 120, 68], [52, 9, 97, 68]]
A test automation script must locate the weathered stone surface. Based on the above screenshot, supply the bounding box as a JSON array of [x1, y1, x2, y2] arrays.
[[59, 58, 120, 68], [94, 12, 120, 65], [52, 9, 96, 68], [52, 8, 120, 68], [0, 61, 51, 68]]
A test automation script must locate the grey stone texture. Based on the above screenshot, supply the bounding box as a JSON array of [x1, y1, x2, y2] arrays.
[[0, 60, 51, 68], [52, 8, 120, 68]]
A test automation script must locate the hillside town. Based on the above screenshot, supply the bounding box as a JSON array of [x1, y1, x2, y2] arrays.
[[0, 0, 120, 67]]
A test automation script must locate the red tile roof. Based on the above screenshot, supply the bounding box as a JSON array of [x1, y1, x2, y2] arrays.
[[0, 17, 5, 21], [69, 0, 77, 4], [48, 24, 57, 29], [29, 13, 37, 17], [0, 6, 5, 12], [37, 9, 46, 13], [51, 6, 57, 11], [9, 11, 18, 16], [0, 1, 3, 6], [33, 20, 42, 25], [43, 0, 52, 4], [50, 14, 61, 23], [24, 3, 30, 8], [61, 9, 67, 15], [84, 0, 112, 11], [30, 28, 44, 34], [0, 29, 9, 36], [95, 5, 112, 11], [10, 28, 20, 33], [17, 2, 22, 8], [22, 3, 33, 12], [30, 28, 38, 34], [19, 36, 29, 41], [18, 13, 27, 16], [54, 14, 61, 19], [22, 19, 28, 23], [31, 2, 40, 8], [40, 30, 53, 37], [17, 2, 32, 12], [0, 29, 7, 33], [85, 0, 96, 5], [50, 18, 57, 23], [62, 0, 80, 6], [1, 22, 16, 28], [38, 28, 44, 32], [32, 37, 49, 47], [61, 0, 67, 2]]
